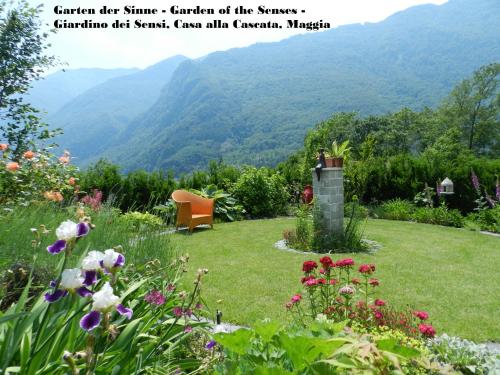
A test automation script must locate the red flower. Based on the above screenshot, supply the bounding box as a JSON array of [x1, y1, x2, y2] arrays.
[[358, 264, 375, 274], [419, 324, 436, 338], [369, 278, 379, 287], [319, 268, 325, 274], [317, 278, 326, 285], [305, 279, 317, 286], [23, 150, 35, 159], [301, 275, 315, 284], [414, 311, 429, 320], [351, 278, 361, 285], [319, 256, 334, 269], [336, 258, 354, 267], [374, 299, 386, 306], [291, 294, 302, 303], [302, 260, 318, 273], [329, 279, 337, 285], [374, 310, 384, 320]]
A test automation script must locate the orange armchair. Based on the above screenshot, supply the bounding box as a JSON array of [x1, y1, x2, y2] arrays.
[[171, 190, 214, 232]]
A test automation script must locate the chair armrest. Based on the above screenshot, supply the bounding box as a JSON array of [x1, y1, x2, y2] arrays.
[[194, 198, 214, 215], [176, 201, 192, 216]]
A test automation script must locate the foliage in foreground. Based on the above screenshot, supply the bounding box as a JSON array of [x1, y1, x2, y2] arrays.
[[0, 215, 211, 374], [427, 334, 500, 374], [212, 319, 437, 374]]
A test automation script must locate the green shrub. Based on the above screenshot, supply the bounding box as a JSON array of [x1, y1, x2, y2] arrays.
[[232, 167, 289, 218], [427, 334, 500, 374], [288, 199, 368, 253], [344, 201, 369, 218], [212, 320, 433, 374], [190, 184, 245, 222], [468, 206, 500, 233], [120, 211, 163, 231], [412, 206, 464, 228], [0, 147, 78, 207], [376, 199, 415, 221]]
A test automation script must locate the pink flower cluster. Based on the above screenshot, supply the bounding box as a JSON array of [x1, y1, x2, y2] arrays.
[[288, 257, 436, 339]]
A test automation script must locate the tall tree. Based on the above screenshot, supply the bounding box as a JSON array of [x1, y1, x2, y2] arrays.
[[0, 0, 58, 158], [442, 63, 500, 156]]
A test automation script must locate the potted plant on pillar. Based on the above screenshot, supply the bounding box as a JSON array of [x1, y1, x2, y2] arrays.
[[325, 140, 351, 168]]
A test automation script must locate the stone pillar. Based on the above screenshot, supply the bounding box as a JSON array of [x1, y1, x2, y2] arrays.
[[312, 168, 344, 236]]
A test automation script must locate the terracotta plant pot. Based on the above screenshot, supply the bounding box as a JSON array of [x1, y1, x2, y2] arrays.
[[325, 158, 335, 167], [333, 158, 344, 168]]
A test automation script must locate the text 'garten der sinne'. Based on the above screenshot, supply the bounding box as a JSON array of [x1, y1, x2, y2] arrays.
[[53, 4, 332, 31]]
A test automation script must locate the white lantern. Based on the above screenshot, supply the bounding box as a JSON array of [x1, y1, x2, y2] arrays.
[[440, 177, 454, 195]]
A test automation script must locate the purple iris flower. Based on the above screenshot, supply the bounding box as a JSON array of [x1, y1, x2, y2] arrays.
[[116, 304, 133, 319], [206, 340, 217, 349], [44, 289, 68, 303], [83, 270, 98, 286], [80, 311, 101, 331], [46, 221, 90, 255], [79, 304, 133, 331], [76, 222, 90, 237], [77, 287, 93, 298], [47, 240, 67, 254]]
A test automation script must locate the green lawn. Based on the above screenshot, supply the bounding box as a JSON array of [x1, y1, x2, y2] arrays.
[[173, 218, 500, 342]]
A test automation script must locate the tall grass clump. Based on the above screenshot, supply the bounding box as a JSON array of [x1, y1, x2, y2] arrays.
[[0, 203, 175, 275]]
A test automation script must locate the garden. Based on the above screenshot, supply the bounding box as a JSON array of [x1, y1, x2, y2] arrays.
[[1, 1, 500, 373]]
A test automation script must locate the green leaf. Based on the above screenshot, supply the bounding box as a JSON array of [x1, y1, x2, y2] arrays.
[[108, 318, 144, 352], [278, 334, 348, 371], [20, 331, 31, 370], [376, 338, 420, 359], [253, 321, 282, 343], [214, 329, 254, 355]]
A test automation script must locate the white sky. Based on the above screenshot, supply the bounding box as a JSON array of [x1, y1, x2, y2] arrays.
[[28, 0, 448, 70]]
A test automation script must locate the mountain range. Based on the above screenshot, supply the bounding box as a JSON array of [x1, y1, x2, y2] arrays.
[[33, 0, 500, 173]]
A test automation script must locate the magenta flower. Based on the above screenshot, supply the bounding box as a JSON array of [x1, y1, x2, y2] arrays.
[[172, 307, 183, 317], [145, 290, 166, 306], [471, 170, 480, 192]]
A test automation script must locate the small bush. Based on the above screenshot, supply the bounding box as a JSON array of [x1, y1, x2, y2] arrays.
[[412, 206, 464, 228], [282, 229, 297, 247], [120, 211, 163, 231], [376, 199, 415, 221], [190, 184, 245, 222], [427, 334, 500, 374], [468, 206, 500, 233], [232, 167, 289, 218], [344, 201, 369, 218]]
